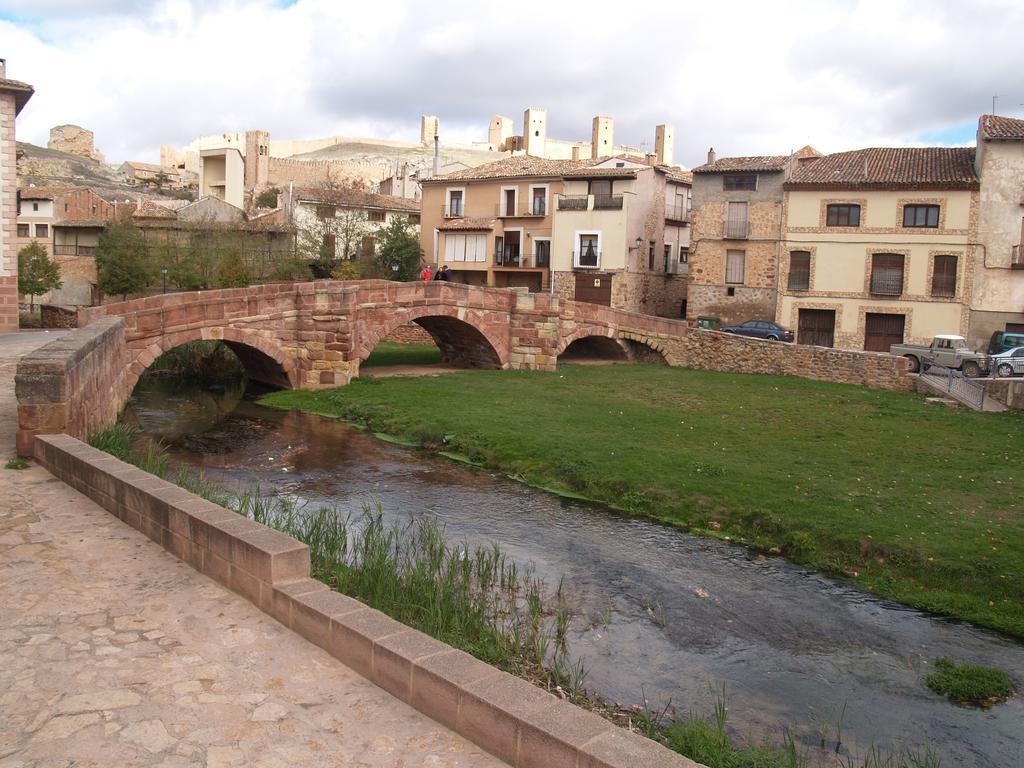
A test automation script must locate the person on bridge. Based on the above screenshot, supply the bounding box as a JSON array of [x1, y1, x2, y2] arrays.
[[419, 264, 433, 281], [434, 265, 451, 282]]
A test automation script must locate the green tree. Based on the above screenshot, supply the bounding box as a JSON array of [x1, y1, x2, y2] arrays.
[[216, 247, 252, 288], [255, 187, 280, 208], [372, 216, 422, 281], [95, 219, 154, 301], [17, 240, 62, 313]]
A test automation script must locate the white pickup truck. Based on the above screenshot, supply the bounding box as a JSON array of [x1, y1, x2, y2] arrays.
[[890, 335, 987, 377]]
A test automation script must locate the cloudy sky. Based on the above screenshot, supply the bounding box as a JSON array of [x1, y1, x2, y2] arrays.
[[3, 0, 1022, 168]]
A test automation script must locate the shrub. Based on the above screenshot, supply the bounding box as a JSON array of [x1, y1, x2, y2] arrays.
[[926, 657, 1014, 707]]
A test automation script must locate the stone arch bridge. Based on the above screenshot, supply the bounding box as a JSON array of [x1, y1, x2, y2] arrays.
[[76, 280, 684, 393], [17, 280, 911, 455]]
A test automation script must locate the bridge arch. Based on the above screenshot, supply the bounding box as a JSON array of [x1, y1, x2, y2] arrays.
[[358, 307, 508, 371], [555, 328, 673, 365], [126, 327, 297, 394]]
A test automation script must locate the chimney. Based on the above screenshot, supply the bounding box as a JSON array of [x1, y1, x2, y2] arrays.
[[707, 147, 716, 165], [0, 59, 6, 78], [433, 133, 440, 175]]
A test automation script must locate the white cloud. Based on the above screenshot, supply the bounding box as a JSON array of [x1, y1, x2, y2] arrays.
[[3, 0, 1023, 167]]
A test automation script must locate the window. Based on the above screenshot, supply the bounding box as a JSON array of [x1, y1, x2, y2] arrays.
[[447, 190, 463, 217], [64, 203, 69, 213], [726, 250, 745, 284], [931, 254, 958, 297], [91, 204, 97, 215], [903, 204, 939, 228], [679, 245, 689, 264], [664, 244, 672, 272], [531, 187, 546, 216], [316, 205, 336, 219], [361, 235, 376, 258], [826, 204, 860, 227], [726, 201, 749, 238], [444, 233, 486, 262], [408, 214, 420, 225], [788, 251, 811, 290], [870, 253, 904, 295], [17, 224, 29, 238], [577, 234, 600, 268], [647, 242, 655, 270], [32, 202, 38, 211], [322, 233, 336, 256], [503, 188, 517, 216], [535, 239, 550, 267], [35, 224, 48, 238], [589, 180, 612, 197], [724, 174, 756, 191], [367, 210, 385, 222]]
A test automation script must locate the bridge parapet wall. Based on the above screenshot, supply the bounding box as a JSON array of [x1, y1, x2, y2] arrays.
[[15, 317, 131, 456]]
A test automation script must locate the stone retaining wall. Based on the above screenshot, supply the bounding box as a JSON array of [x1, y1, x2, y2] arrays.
[[32, 434, 697, 768], [15, 317, 130, 455], [383, 322, 436, 345], [40, 304, 78, 328]]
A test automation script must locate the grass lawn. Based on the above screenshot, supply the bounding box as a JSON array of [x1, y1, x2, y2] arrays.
[[362, 342, 442, 368], [260, 364, 1024, 638]]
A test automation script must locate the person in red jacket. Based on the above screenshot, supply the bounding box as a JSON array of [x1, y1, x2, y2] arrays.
[[420, 264, 433, 281]]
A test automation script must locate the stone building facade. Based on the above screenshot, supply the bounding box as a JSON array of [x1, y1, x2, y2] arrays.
[[0, 60, 34, 331], [47, 124, 103, 162], [969, 114, 1024, 349], [687, 151, 803, 326]]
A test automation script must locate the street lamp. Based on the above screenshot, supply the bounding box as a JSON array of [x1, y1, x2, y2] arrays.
[[391, 261, 400, 275], [634, 237, 643, 250], [160, 266, 168, 294]]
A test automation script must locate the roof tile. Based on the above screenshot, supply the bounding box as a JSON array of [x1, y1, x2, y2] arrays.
[[692, 155, 789, 174], [979, 114, 1024, 141], [786, 147, 978, 189]]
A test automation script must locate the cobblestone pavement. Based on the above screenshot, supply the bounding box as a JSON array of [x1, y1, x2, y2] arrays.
[[0, 332, 504, 767]]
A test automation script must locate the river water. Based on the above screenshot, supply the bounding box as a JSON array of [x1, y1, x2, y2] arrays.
[[125, 377, 1024, 767]]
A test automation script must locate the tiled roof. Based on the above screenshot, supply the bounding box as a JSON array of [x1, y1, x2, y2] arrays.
[[438, 217, 495, 231], [426, 156, 591, 182], [666, 169, 693, 184], [785, 147, 978, 190], [122, 161, 167, 173], [133, 200, 177, 218], [692, 155, 789, 174], [18, 187, 59, 200], [562, 166, 639, 178], [293, 185, 420, 212], [979, 114, 1024, 141], [0, 77, 34, 113]]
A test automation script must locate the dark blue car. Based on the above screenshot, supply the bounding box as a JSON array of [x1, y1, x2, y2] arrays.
[[719, 320, 794, 342]]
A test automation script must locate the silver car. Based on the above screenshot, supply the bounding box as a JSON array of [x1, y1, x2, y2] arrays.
[[988, 346, 1024, 378]]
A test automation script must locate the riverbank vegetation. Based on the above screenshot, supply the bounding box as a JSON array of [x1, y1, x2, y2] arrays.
[[259, 363, 1024, 639], [89, 423, 941, 768], [925, 657, 1015, 708], [146, 341, 245, 387]]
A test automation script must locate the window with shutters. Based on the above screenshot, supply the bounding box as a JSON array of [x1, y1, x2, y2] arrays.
[[826, 204, 860, 227], [931, 254, 958, 297], [316, 205, 336, 219], [725, 250, 745, 284], [870, 253, 904, 295], [788, 251, 811, 290], [726, 201, 749, 238], [443, 234, 487, 262], [723, 174, 756, 191], [367, 210, 385, 223], [34, 224, 48, 238], [17, 224, 29, 238]]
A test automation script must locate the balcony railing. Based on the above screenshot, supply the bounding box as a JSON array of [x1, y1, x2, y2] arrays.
[[529, 200, 547, 216], [558, 195, 590, 211], [53, 244, 96, 256], [593, 194, 623, 210], [1013, 245, 1024, 269], [494, 251, 524, 267], [665, 203, 690, 222], [869, 273, 904, 295], [724, 220, 749, 239], [573, 250, 602, 268], [443, 205, 464, 218]]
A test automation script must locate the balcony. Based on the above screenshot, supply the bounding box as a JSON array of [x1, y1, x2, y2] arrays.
[[869, 274, 904, 296], [724, 220, 749, 239], [1013, 245, 1024, 269], [494, 251, 524, 267], [593, 194, 623, 210], [665, 203, 689, 223], [527, 200, 547, 216], [558, 195, 590, 211], [442, 205, 464, 218], [53, 244, 96, 256], [573, 250, 602, 269]]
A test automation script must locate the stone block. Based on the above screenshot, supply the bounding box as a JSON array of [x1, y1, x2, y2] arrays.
[[328, 608, 407, 679], [290, 588, 365, 650], [517, 699, 611, 768], [457, 672, 557, 765], [578, 727, 698, 768], [231, 528, 310, 585], [268, 578, 327, 626], [205, 516, 264, 562], [371, 629, 450, 703], [411, 649, 501, 731]]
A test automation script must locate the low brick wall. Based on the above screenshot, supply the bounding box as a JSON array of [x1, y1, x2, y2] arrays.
[[32, 433, 698, 768], [383, 322, 436, 345], [15, 317, 131, 456], [664, 329, 912, 391]]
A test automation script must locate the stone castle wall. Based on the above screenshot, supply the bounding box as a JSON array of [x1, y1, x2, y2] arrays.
[[47, 124, 103, 162], [268, 157, 392, 188]]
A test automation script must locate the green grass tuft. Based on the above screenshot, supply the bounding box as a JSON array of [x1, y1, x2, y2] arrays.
[[925, 657, 1015, 707], [5, 457, 29, 470]]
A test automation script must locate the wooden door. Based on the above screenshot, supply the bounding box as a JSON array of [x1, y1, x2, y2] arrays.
[[575, 273, 611, 306], [797, 309, 835, 348], [864, 312, 905, 352]]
